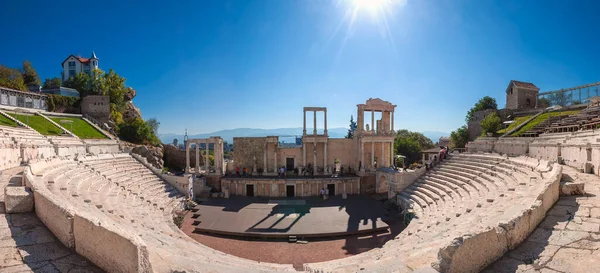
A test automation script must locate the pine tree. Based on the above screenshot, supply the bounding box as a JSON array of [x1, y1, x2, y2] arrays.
[[345, 115, 357, 139]]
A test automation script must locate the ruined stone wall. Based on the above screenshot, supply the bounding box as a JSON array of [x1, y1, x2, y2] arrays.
[[81, 96, 110, 124], [163, 144, 202, 172], [360, 174, 376, 194], [233, 137, 266, 169], [221, 177, 360, 197], [328, 138, 357, 170], [278, 147, 302, 169]]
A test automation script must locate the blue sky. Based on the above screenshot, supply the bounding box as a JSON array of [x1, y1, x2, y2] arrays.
[[1, 0, 599, 135]]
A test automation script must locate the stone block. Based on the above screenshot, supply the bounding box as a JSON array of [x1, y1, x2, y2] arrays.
[[4, 186, 33, 213], [33, 189, 76, 248], [73, 212, 152, 273], [560, 181, 586, 196]]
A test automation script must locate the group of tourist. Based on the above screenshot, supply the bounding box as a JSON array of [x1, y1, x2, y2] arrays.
[[277, 166, 287, 177], [319, 187, 330, 200], [234, 166, 252, 177]]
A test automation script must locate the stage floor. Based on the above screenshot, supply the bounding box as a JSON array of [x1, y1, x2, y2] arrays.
[[192, 195, 389, 238]]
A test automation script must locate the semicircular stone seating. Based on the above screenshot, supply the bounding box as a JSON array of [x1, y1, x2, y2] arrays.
[[35, 154, 297, 272], [303, 153, 553, 272], [30, 152, 554, 272]]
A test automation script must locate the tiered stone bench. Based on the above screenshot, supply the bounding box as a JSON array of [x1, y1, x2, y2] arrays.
[[25, 154, 297, 272], [303, 153, 561, 273]]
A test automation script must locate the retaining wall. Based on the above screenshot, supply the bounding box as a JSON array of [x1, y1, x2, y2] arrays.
[[433, 163, 562, 273]]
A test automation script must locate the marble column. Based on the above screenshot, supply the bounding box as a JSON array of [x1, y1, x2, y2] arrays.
[[303, 110, 307, 135], [360, 139, 364, 171], [185, 143, 190, 174], [313, 110, 317, 135], [302, 142, 306, 167], [324, 110, 328, 136], [391, 110, 395, 133], [313, 142, 317, 170], [263, 142, 267, 171], [204, 142, 209, 170], [371, 141, 375, 170], [381, 141, 385, 167], [195, 143, 200, 174], [391, 141, 395, 167], [274, 146, 278, 170], [371, 110, 375, 132], [324, 141, 328, 174]]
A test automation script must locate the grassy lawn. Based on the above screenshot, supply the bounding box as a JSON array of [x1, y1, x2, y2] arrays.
[[0, 114, 17, 127], [511, 110, 581, 136], [50, 116, 107, 139], [496, 115, 533, 134], [9, 114, 62, 135]]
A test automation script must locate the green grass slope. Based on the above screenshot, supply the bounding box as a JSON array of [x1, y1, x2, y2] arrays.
[[10, 114, 62, 135], [0, 114, 17, 127], [50, 117, 107, 139], [512, 110, 580, 136], [496, 115, 533, 135]]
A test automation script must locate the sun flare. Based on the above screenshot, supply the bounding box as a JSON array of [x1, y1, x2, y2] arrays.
[[352, 0, 388, 13]]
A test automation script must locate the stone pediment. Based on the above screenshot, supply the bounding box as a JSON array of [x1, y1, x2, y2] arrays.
[[359, 98, 396, 111]]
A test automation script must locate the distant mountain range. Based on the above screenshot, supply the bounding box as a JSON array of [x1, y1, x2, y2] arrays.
[[159, 128, 450, 145]]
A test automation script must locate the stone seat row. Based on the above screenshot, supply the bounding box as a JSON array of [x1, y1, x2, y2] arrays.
[[304, 153, 550, 272], [30, 155, 298, 272]]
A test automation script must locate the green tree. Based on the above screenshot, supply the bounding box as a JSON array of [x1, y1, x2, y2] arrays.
[[394, 137, 422, 165], [480, 112, 502, 135], [146, 118, 160, 135], [345, 115, 357, 139], [43, 77, 61, 89], [0, 65, 27, 90], [538, 97, 550, 108], [118, 118, 160, 146], [63, 72, 92, 96], [466, 96, 498, 122], [450, 125, 469, 148], [102, 69, 128, 106], [21, 60, 40, 87], [395, 129, 435, 149]]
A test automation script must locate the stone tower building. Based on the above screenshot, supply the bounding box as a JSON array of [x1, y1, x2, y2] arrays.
[[505, 80, 540, 110]]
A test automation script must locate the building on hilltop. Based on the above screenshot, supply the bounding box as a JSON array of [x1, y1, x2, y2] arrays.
[[61, 51, 99, 82], [506, 80, 539, 110]]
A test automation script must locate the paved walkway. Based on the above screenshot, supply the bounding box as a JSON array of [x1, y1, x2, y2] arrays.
[[485, 166, 600, 273], [0, 167, 102, 272]]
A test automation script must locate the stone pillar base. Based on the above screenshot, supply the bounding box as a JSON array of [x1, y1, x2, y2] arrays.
[[4, 186, 33, 213]]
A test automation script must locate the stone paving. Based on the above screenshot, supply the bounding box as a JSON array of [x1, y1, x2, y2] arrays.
[[0, 167, 102, 272], [484, 165, 600, 273]]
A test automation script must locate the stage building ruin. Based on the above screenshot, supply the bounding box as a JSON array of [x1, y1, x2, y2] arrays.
[[222, 98, 398, 197]]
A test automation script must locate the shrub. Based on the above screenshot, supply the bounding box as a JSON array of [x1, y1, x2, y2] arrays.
[[47, 94, 80, 113], [118, 117, 160, 146], [480, 112, 502, 135]]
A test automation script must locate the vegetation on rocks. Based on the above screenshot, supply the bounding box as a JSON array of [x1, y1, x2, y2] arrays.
[[465, 96, 498, 123], [63, 68, 160, 145], [450, 125, 469, 148]]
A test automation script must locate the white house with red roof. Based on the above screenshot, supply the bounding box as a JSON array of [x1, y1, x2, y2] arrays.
[[61, 51, 99, 82]]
